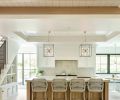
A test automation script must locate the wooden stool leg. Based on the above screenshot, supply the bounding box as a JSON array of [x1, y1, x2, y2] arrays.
[[88, 92, 90, 100], [33, 92, 35, 100], [52, 92, 53, 100], [32, 92, 33, 100], [33, 92, 36, 100], [45, 92, 47, 100], [83, 92, 85, 100], [70, 92, 71, 100], [65, 92, 67, 100], [101, 92, 103, 100]]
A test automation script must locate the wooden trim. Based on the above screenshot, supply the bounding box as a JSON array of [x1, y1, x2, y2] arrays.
[[26, 81, 31, 100], [104, 82, 109, 100], [0, 7, 120, 14]]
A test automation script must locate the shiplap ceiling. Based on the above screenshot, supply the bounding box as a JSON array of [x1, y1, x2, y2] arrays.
[[0, 0, 120, 7]]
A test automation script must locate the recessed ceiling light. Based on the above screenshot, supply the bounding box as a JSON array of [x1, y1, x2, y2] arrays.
[[24, 31, 37, 35], [96, 31, 107, 35]]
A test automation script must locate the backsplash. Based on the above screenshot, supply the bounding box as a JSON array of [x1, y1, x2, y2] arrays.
[[40, 67, 95, 77], [55, 60, 78, 75]]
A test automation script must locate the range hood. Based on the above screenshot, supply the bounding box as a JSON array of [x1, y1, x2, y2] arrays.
[[55, 60, 78, 75]]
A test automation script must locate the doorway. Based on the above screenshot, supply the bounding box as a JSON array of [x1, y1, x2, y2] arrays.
[[17, 53, 37, 85]]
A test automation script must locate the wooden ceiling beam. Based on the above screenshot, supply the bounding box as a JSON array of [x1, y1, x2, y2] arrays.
[[0, 7, 120, 14]]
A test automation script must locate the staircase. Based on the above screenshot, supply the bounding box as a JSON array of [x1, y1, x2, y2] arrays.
[[0, 37, 22, 85], [0, 41, 6, 75], [0, 40, 7, 85], [0, 38, 18, 100], [0, 35, 24, 100]]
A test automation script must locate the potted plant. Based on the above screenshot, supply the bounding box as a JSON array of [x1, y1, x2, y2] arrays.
[[36, 69, 44, 77]]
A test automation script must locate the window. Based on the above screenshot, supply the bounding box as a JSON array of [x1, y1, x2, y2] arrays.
[[17, 53, 37, 85], [17, 54, 23, 84], [110, 55, 120, 73], [96, 55, 107, 73], [17, 44, 37, 85], [96, 54, 120, 74]]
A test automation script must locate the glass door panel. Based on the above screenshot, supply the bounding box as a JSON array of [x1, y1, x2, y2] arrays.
[[17, 53, 37, 85], [17, 54, 23, 85]]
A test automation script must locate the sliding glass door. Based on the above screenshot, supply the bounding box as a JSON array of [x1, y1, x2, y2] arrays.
[[17, 53, 37, 85]]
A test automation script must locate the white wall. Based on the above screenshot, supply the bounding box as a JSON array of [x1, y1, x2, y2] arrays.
[[7, 38, 22, 65], [38, 43, 96, 77], [38, 44, 55, 68], [96, 46, 120, 54], [55, 44, 78, 60]]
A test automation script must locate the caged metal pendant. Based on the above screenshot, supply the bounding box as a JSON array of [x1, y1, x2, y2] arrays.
[[80, 31, 92, 57], [43, 31, 54, 57]]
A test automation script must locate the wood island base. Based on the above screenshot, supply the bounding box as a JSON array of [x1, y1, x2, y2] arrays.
[[26, 78, 109, 100]]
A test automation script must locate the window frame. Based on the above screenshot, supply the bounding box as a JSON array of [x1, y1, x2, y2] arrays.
[[96, 54, 120, 74], [109, 54, 120, 74], [96, 54, 108, 74], [17, 53, 37, 85]]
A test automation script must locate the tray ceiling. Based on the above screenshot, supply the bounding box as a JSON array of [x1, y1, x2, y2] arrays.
[[0, 0, 120, 7], [0, 15, 120, 43]]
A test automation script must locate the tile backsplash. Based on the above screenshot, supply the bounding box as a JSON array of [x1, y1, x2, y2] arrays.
[[39, 60, 95, 77], [55, 60, 78, 75]]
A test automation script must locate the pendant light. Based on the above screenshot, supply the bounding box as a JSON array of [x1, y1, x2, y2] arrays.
[[80, 31, 92, 57], [43, 31, 54, 57], [114, 44, 117, 65]]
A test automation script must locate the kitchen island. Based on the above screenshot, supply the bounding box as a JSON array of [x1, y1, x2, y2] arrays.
[[26, 76, 109, 100]]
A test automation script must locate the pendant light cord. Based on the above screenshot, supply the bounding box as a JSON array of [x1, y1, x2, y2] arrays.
[[48, 30, 51, 42], [84, 31, 87, 43]]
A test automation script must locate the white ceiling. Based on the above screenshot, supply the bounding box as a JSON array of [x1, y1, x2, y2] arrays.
[[0, 14, 120, 46], [0, 0, 120, 7]]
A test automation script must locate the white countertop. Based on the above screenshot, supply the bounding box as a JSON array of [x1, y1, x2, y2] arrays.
[[26, 76, 110, 82]]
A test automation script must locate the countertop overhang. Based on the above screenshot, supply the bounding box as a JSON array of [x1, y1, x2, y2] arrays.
[[26, 76, 110, 82]]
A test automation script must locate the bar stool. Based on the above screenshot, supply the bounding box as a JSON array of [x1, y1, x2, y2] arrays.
[[32, 78, 48, 100], [69, 79, 86, 100], [87, 78, 104, 100], [51, 79, 67, 100]]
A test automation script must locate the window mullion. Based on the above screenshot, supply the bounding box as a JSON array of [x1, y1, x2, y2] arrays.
[[107, 55, 110, 74], [100, 56, 101, 73]]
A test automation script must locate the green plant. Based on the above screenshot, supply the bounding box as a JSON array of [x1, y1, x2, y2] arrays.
[[37, 69, 44, 75], [39, 70, 44, 74]]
